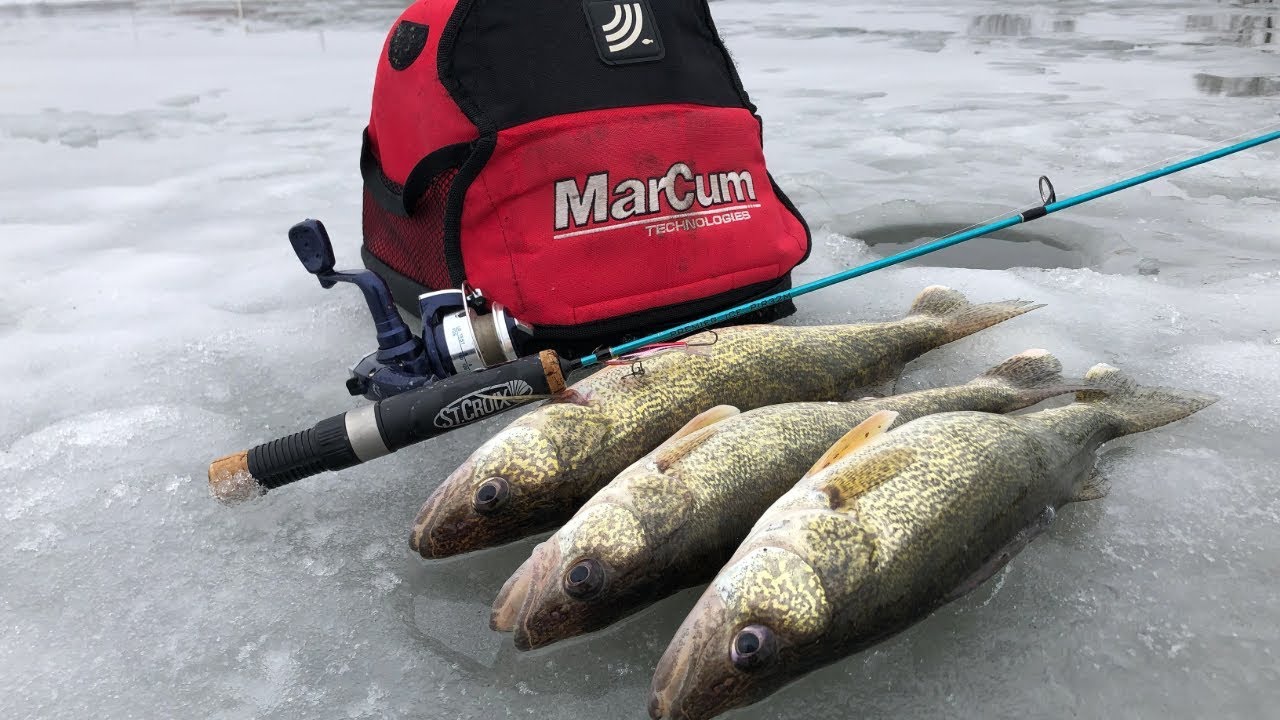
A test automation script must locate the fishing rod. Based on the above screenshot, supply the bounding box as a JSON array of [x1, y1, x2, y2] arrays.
[[206, 128, 1278, 504], [581, 128, 1280, 366]]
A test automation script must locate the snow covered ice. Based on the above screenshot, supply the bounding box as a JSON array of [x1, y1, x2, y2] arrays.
[[1, 0, 1277, 718]]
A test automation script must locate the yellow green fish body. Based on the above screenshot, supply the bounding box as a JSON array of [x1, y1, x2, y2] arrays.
[[649, 364, 1217, 720], [410, 285, 1040, 559], [491, 350, 1092, 648]]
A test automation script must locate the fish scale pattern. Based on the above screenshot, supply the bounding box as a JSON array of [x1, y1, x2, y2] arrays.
[[412, 287, 1039, 559], [654, 369, 1217, 719], [495, 348, 1082, 649]]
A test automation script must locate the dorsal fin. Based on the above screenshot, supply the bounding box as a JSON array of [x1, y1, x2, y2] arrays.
[[651, 405, 740, 472], [803, 410, 900, 479], [818, 447, 917, 510]]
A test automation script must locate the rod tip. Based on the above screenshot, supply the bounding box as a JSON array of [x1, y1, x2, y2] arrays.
[[208, 451, 265, 505]]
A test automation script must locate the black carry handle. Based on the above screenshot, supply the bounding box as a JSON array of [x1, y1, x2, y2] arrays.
[[207, 351, 572, 504]]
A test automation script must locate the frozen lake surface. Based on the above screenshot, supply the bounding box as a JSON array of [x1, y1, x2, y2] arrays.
[[1, 1, 1277, 718]]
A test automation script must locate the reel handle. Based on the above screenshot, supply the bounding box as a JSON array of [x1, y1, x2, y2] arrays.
[[207, 351, 572, 504], [289, 219, 418, 357]]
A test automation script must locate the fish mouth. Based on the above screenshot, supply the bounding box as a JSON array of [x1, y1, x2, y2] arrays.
[[409, 463, 573, 559], [649, 592, 732, 720], [408, 460, 480, 559], [490, 544, 552, 633], [507, 542, 571, 650], [413, 504, 566, 560], [407, 501, 443, 558]]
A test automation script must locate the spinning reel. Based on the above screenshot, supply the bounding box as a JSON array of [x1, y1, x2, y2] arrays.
[[288, 219, 534, 401]]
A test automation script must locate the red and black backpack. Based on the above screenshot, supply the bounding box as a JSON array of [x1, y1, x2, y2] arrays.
[[359, 0, 811, 356]]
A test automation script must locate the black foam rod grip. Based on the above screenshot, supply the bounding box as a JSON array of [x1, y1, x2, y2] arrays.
[[207, 352, 569, 503], [376, 351, 568, 451], [209, 413, 359, 503], [246, 414, 360, 490]]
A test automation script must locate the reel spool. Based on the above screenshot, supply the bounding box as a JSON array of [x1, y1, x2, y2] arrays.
[[418, 285, 529, 379]]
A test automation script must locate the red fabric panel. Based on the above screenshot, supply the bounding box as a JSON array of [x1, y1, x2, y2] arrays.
[[460, 104, 809, 326], [368, 0, 479, 185]]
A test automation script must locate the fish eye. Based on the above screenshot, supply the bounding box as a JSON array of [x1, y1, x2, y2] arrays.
[[473, 477, 510, 514], [730, 624, 776, 671], [563, 558, 605, 599]]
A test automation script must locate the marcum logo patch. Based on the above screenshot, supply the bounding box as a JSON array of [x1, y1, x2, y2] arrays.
[[584, 0, 664, 65], [553, 162, 762, 239], [433, 380, 535, 429]]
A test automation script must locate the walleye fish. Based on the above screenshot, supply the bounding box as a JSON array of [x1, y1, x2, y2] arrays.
[[492, 349, 1094, 649], [409, 285, 1041, 559], [649, 364, 1217, 720]]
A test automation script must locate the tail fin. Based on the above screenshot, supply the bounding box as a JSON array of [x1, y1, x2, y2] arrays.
[[907, 285, 1043, 343], [969, 348, 1097, 408], [1075, 363, 1219, 437]]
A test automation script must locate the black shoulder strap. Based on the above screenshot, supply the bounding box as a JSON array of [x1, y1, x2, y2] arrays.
[[361, 129, 475, 216]]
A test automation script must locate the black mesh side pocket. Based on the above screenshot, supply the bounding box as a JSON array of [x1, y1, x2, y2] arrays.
[[359, 130, 477, 304], [361, 167, 459, 294]]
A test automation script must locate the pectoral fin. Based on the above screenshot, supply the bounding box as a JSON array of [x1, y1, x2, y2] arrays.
[[943, 506, 1056, 603], [1066, 452, 1115, 504], [673, 405, 740, 440], [1072, 469, 1111, 502], [804, 410, 900, 479], [846, 375, 899, 401], [815, 450, 916, 512]]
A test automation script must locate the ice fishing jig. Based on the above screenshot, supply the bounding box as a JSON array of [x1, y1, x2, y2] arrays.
[[206, 127, 1278, 504]]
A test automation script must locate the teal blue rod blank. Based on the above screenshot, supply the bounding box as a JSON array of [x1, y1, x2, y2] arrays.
[[576, 129, 1279, 368]]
